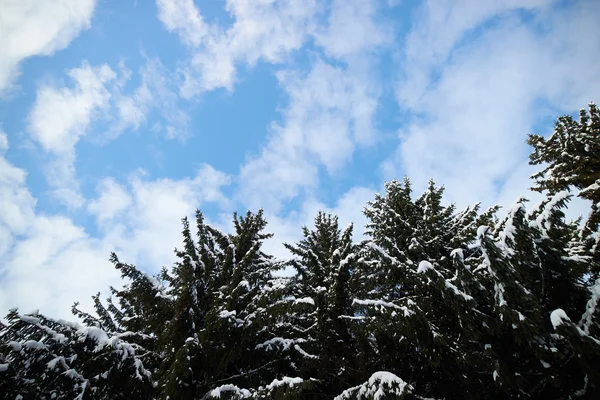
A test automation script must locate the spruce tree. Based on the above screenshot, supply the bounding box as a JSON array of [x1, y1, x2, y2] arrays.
[[477, 204, 553, 397], [156, 210, 274, 397], [0, 308, 154, 400], [286, 212, 362, 398], [527, 101, 600, 397], [528, 102, 600, 238], [356, 178, 497, 399]]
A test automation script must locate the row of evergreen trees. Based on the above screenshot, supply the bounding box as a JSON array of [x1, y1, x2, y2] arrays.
[[1, 103, 599, 399]]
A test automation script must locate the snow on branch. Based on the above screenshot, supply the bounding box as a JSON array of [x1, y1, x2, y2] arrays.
[[417, 261, 473, 302], [353, 299, 414, 317], [579, 277, 600, 335], [208, 384, 254, 398], [334, 371, 413, 400], [551, 308, 571, 329]]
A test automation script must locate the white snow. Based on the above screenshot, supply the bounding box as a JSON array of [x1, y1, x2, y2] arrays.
[[477, 225, 490, 238], [416, 261, 433, 274], [550, 308, 570, 329], [579, 277, 600, 335], [293, 297, 315, 306], [450, 248, 464, 262], [63, 369, 79, 379], [580, 180, 600, 196], [219, 310, 237, 319], [209, 384, 252, 398], [255, 337, 299, 351], [77, 326, 109, 352], [353, 299, 413, 317], [23, 340, 46, 350], [531, 191, 570, 232], [47, 356, 64, 370], [493, 370, 499, 382], [8, 341, 22, 351], [0, 363, 8, 372], [19, 315, 41, 325], [540, 360, 551, 369], [417, 260, 473, 301], [334, 371, 412, 400], [294, 344, 318, 359], [266, 376, 304, 390], [498, 200, 526, 253]]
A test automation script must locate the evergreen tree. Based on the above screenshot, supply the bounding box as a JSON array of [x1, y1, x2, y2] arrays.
[[356, 179, 497, 399], [527, 101, 600, 397], [528, 102, 600, 238], [477, 207, 552, 398], [4, 99, 600, 399], [157, 210, 284, 398], [282, 212, 364, 398], [0, 308, 154, 400]]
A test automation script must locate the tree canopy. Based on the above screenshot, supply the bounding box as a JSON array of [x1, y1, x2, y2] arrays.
[[2, 103, 599, 399]]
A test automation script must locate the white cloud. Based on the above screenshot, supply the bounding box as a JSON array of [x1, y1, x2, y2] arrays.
[[173, 1, 391, 214], [90, 164, 232, 269], [27, 63, 116, 208], [386, 0, 600, 208], [0, 154, 232, 319], [398, 0, 554, 108], [25, 58, 189, 208], [0, 137, 36, 259], [157, 0, 318, 95], [0, 0, 97, 95], [0, 143, 114, 319], [87, 178, 133, 224], [238, 59, 379, 212], [161, 0, 394, 96], [111, 58, 190, 141], [0, 215, 121, 320], [0, 129, 8, 151], [28, 63, 116, 154], [156, 0, 210, 47], [313, 0, 390, 60]]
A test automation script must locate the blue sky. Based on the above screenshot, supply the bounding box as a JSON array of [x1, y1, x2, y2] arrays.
[[1, 0, 599, 318]]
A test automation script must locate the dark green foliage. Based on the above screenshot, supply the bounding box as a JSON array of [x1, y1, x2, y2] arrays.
[[2, 103, 600, 399], [528, 102, 600, 235], [0, 309, 154, 400], [355, 178, 499, 399], [282, 212, 364, 397]]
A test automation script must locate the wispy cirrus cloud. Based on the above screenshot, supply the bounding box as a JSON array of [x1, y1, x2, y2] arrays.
[[0, 130, 36, 260], [313, 0, 390, 60], [156, 0, 210, 47]]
